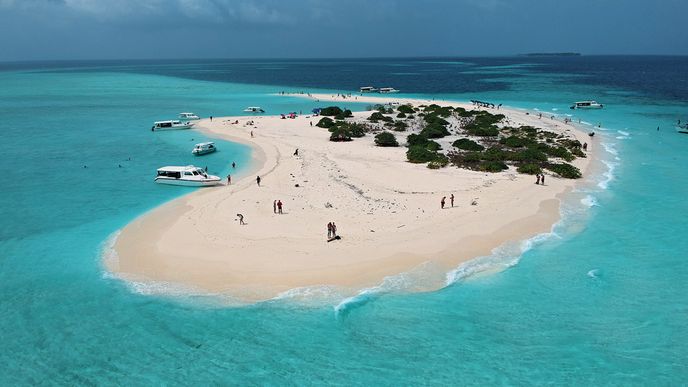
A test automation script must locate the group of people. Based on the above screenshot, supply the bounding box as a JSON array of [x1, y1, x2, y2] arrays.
[[440, 194, 455, 209], [327, 222, 338, 239], [535, 174, 546, 185], [273, 200, 284, 214]]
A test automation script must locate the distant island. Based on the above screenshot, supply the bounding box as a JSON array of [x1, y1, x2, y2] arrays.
[[521, 52, 582, 57]]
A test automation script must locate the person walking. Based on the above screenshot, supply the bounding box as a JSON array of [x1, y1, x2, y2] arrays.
[[450, 194, 455, 208], [256, 176, 261, 187], [441, 196, 446, 209], [273, 200, 277, 214], [237, 214, 245, 225], [331, 222, 337, 237], [327, 222, 333, 239], [536, 175, 541, 185], [277, 200, 283, 214], [227, 174, 231, 185], [541, 174, 545, 185]]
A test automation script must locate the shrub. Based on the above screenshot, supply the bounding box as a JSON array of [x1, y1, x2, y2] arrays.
[[397, 104, 415, 114], [320, 106, 343, 116], [396, 112, 407, 118], [329, 127, 352, 142], [407, 133, 429, 147], [407, 145, 439, 163], [393, 120, 408, 131], [334, 109, 353, 120], [500, 136, 532, 148], [407, 114, 415, 119], [546, 146, 575, 162], [571, 147, 586, 158], [465, 124, 499, 137], [316, 117, 335, 128], [420, 123, 450, 139], [427, 154, 449, 169], [347, 122, 367, 138], [452, 138, 484, 151], [479, 160, 508, 172], [368, 111, 385, 122], [515, 148, 548, 162], [545, 163, 582, 179], [517, 163, 542, 175], [375, 132, 399, 147], [423, 114, 450, 126]]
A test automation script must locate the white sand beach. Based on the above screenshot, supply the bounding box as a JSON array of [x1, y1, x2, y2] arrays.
[[107, 94, 595, 302]]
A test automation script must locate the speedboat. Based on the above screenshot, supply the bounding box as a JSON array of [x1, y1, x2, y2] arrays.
[[360, 86, 377, 93], [179, 112, 200, 120], [570, 101, 603, 109], [155, 165, 221, 186], [151, 120, 194, 131], [244, 106, 265, 113], [192, 142, 217, 156], [379, 87, 399, 94]]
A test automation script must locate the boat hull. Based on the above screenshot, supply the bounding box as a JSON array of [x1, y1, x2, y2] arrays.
[[155, 177, 221, 187], [152, 125, 193, 131], [192, 148, 217, 156]]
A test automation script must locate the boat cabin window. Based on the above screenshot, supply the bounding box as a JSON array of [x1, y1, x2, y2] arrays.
[[184, 172, 193, 176], [192, 170, 199, 175]]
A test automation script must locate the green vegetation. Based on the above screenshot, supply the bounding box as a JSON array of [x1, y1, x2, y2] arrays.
[[329, 127, 352, 142], [320, 106, 343, 116], [545, 163, 582, 179], [420, 123, 450, 139], [374, 132, 399, 147], [397, 104, 415, 114], [396, 112, 406, 118], [393, 120, 408, 132], [452, 138, 484, 151], [516, 163, 542, 175], [334, 109, 353, 120], [316, 117, 335, 128]]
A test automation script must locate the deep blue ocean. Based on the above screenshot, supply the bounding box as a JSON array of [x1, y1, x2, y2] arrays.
[[1, 56, 687, 384]]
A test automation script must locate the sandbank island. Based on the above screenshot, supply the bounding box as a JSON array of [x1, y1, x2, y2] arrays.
[[107, 94, 595, 302]]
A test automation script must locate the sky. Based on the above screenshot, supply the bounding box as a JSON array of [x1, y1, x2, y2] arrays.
[[1, 0, 687, 61]]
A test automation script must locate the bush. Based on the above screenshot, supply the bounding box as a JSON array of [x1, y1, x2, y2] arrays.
[[316, 117, 335, 128], [500, 136, 532, 148], [517, 163, 542, 175], [452, 138, 484, 151], [398, 104, 415, 114], [396, 112, 406, 118], [515, 148, 548, 162], [347, 122, 367, 138], [407, 114, 415, 120], [407, 133, 429, 147], [420, 123, 450, 139], [393, 120, 408, 131], [375, 132, 399, 147], [407, 145, 439, 163], [320, 106, 343, 116], [546, 163, 581, 179], [465, 124, 499, 137], [368, 111, 385, 122], [423, 114, 450, 126], [545, 146, 575, 162], [479, 160, 508, 172], [428, 154, 449, 169], [329, 127, 352, 142], [571, 147, 586, 158]]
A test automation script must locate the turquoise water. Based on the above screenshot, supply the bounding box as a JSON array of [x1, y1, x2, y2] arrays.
[[1, 60, 687, 384]]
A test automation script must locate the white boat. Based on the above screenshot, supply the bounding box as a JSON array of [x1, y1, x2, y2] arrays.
[[192, 142, 217, 156], [244, 106, 265, 113], [179, 112, 200, 120], [570, 100, 603, 109], [379, 87, 399, 94], [360, 86, 377, 93], [155, 165, 221, 186], [151, 120, 194, 131]]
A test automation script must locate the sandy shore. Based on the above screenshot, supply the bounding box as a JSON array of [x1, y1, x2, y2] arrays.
[[107, 94, 595, 302]]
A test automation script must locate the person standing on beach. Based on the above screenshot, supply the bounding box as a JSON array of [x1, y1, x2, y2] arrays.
[[536, 175, 541, 185], [237, 214, 245, 225], [277, 200, 283, 214], [227, 174, 231, 185], [541, 174, 545, 185], [256, 176, 261, 187], [441, 196, 446, 209], [331, 222, 337, 237], [210, 116, 213, 122], [273, 200, 277, 214], [251, 131, 254, 138], [327, 222, 332, 239], [450, 194, 455, 208]]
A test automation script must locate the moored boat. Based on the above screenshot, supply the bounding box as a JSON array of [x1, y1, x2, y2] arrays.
[[360, 86, 377, 93], [179, 112, 200, 120], [155, 165, 221, 186], [192, 142, 217, 156], [570, 100, 603, 109], [379, 87, 399, 94], [151, 120, 193, 131], [244, 106, 265, 113]]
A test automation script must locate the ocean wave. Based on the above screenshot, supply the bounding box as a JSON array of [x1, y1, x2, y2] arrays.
[[617, 130, 630, 136], [445, 231, 558, 286], [580, 195, 599, 208]]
